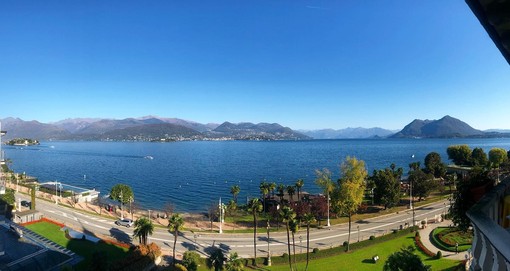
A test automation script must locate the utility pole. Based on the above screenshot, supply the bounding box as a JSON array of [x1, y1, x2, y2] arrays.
[[219, 197, 223, 234], [267, 220, 271, 266]]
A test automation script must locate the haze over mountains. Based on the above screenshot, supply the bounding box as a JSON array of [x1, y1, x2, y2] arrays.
[[1, 115, 509, 141]]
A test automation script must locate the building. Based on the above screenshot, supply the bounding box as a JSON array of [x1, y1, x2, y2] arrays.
[[464, 0, 510, 270]]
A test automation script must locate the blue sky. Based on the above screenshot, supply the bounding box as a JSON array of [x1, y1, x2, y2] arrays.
[[1, 1, 509, 130]]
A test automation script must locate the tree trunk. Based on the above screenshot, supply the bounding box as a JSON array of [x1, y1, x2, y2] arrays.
[[347, 214, 351, 252], [305, 225, 310, 271], [253, 214, 257, 266], [173, 230, 177, 265], [286, 223, 292, 271], [292, 232, 296, 270]]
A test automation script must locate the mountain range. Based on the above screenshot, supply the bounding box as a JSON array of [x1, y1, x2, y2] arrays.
[[1, 115, 509, 141]]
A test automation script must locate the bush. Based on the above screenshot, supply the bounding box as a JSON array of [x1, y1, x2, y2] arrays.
[[343, 241, 349, 247], [436, 250, 442, 259], [282, 253, 289, 259], [182, 251, 200, 271], [174, 263, 188, 271], [415, 231, 420, 238], [392, 229, 398, 234], [369, 235, 375, 241], [312, 248, 319, 254]]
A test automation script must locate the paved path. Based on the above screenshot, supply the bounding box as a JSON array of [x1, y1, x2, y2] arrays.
[[418, 219, 468, 261]]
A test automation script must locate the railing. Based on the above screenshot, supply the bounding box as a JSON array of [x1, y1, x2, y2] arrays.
[[467, 178, 510, 271]]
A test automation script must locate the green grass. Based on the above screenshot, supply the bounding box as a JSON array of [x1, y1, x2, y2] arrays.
[[195, 231, 462, 271], [25, 221, 129, 270], [431, 227, 472, 252]]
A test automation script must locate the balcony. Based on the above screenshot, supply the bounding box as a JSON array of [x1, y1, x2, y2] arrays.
[[467, 177, 510, 270]]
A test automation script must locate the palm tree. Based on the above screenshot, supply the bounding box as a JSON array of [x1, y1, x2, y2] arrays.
[[290, 219, 299, 270], [303, 213, 316, 271], [295, 179, 304, 202], [230, 185, 241, 203], [287, 185, 296, 203], [277, 183, 285, 204], [269, 182, 277, 198], [260, 181, 270, 213], [207, 247, 225, 271], [227, 199, 237, 231], [133, 216, 154, 245], [280, 206, 296, 271], [168, 213, 184, 265], [315, 169, 335, 227], [225, 252, 244, 271], [247, 198, 263, 266]]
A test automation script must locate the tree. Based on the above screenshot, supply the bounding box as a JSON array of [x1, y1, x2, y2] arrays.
[[207, 247, 225, 271], [182, 251, 201, 271], [269, 182, 277, 198], [310, 196, 328, 226], [489, 147, 508, 168], [208, 202, 219, 232], [247, 198, 262, 265], [336, 156, 367, 252], [289, 219, 299, 269], [302, 213, 316, 271], [259, 181, 270, 213], [424, 152, 446, 178], [110, 184, 134, 220], [30, 186, 36, 210], [277, 183, 286, 204], [383, 246, 431, 271], [168, 213, 184, 265], [447, 145, 472, 166], [230, 185, 241, 203], [226, 199, 237, 231], [471, 148, 488, 167], [0, 188, 15, 206], [280, 206, 296, 271], [295, 179, 304, 202], [286, 185, 296, 203], [133, 217, 154, 245], [372, 167, 401, 209], [408, 169, 436, 201], [225, 252, 244, 271], [315, 168, 334, 227]]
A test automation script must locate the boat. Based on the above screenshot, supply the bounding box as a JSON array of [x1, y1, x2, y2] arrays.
[[144, 156, 154, 160]]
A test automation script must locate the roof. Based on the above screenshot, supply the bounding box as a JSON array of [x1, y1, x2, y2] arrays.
[[465, 0, 510, 65]]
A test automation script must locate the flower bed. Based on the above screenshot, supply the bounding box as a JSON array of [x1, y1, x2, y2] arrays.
[[414, 232, 436, 257]]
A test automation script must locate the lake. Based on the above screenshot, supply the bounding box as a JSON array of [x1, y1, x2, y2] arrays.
[[4, 138, 510, 212]]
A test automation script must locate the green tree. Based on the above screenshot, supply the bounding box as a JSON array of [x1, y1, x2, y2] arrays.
[[295, 179, 304, 202], [489, 147, 508, 168], [207, 248, 225, 271], [182, 251, 201, 271], [109, 184, 134, 219], [337, 156, 367, 252], [471, 147, 488, 167], [280, 206, 296, 271], [30, 186, 36, 210], [286, 185, 296, 203], [447, 145, 472, 166], [289, 219, 299, 269], [277, 183, 286, 204], [225, 252, 244, 271], [0, 188, 15, 206], [133, 216, 154, 245], [408, 169, 436, 201], [230, 185, 240, 203], [226, 199, 237, 231], [259, 181, 270, 213], [269, 182, 276, 198], [383, 246, 431, 271], [372, 167, 401, 209], [247, 198, 262, 265], [168, 213, 184, 265], [302, 213, 316, 271], [315, 168, 334, 227], [424, 152, 446, 178]]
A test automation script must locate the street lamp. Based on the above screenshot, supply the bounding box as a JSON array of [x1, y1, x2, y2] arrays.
[[148, 209, 151, 222], [299, 235, 303, 254], [357, 225, 360, 242], [267, 220, 271, 266]]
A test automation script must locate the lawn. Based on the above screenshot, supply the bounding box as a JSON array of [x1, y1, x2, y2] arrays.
[[25, 221, 129, 270], [195, 231, 462, 271]]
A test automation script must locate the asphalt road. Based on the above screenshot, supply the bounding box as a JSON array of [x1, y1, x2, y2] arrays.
[[15, 194, 449, 259]]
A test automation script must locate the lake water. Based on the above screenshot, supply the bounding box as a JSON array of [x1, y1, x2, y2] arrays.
[[4, 138, 510, 212]]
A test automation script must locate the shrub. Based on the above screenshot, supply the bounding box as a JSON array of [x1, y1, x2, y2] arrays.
[[436, 250, 442, 259], [415, 231, 420, 238], [343, 241, 349, 247], [392, 229, 398, 234], [182, 251, 200, 271], [174, 263, 188, 271], [282, 253, 289, 259], [369, 235, 375, 241], [312, 248, 319, 254]]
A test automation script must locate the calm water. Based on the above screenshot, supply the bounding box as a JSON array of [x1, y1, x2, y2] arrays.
[[4, 138, 510, 212]]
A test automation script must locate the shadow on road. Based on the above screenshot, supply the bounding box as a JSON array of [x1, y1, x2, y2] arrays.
[[110, 228, 131, 243]]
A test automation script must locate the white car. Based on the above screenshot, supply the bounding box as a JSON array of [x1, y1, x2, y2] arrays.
[[115, 219, 134, 227]]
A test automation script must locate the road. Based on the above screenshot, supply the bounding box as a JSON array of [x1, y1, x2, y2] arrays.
[[15, 194, 449, 259]]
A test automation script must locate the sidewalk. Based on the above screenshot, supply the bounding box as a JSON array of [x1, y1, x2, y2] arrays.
[[418, 219, 468, 261]]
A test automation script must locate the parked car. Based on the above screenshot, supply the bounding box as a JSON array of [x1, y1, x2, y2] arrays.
[[21, 200, 31, 208], [115, 219, 134, 227]]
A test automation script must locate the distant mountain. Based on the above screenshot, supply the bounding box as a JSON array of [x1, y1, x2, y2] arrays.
[[0, 118, 70, 140], [52, 118, 103, 133], [485, 129, 510, 133], [300, 127, 397, 139], [211, 122, 311, 140], [391, 115, 485, 138], [137, 116, 219, 132], [100, 123, 202, 141]]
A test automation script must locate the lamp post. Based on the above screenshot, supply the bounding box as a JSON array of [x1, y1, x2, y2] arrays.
[[299, 235, 303, 254], [267, 220, 271, 266], [357, 225, 360, 242], [148, 209, 151, 222]]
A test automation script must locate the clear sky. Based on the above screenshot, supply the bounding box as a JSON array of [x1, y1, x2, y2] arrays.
[[1, 1, 509, 130]]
